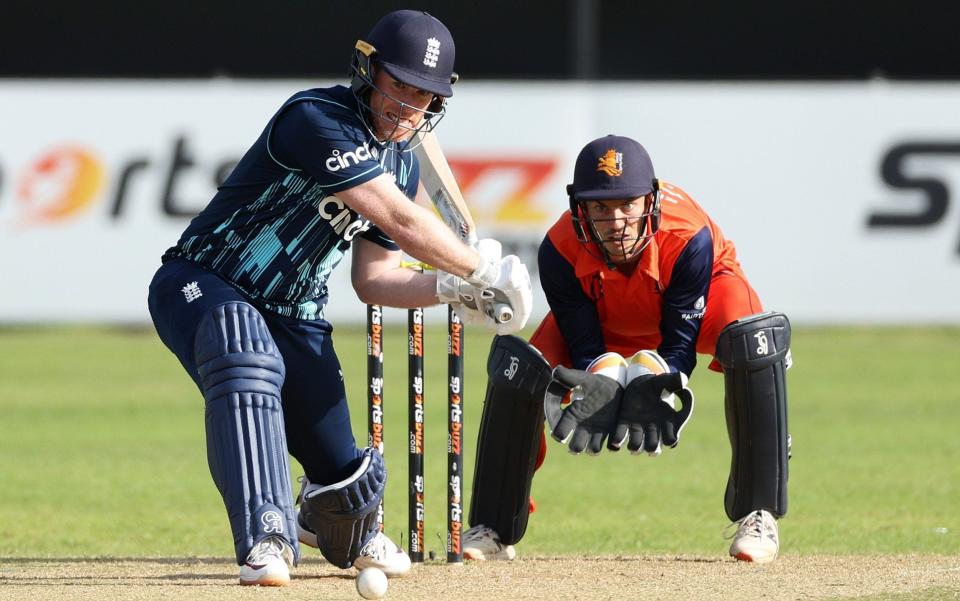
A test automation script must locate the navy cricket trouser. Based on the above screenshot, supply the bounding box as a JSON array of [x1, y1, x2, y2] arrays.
[[148, 258, 363, 485]]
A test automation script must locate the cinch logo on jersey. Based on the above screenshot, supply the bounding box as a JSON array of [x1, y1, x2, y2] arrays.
[[317, 195, 372, 241], [324, 143, 378, 172]]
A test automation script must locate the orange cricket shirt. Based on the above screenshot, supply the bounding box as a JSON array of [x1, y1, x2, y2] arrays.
[[532, 181, 761, 374]]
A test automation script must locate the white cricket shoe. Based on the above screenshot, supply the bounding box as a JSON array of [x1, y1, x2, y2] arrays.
[[728, 509, 779, 564], [354, 531, 412, 577], [462, 525, 516, 561], [239, 535, 294, 586]]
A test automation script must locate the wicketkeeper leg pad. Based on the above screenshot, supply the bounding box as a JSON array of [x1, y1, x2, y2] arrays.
[[195, 302, 299, 565], [298, 447, 386, 569], [469, 335, 553, 545], [715, 311, 791, 521]]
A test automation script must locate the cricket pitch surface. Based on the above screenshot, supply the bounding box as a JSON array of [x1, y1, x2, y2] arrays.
[[2, 555, 958, 600]]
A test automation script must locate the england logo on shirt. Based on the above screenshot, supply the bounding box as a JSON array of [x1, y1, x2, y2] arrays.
[[182, 281, 203, 303]]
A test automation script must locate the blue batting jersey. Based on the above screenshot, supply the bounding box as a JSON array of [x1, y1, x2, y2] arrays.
[[164, 85, 419, 320]]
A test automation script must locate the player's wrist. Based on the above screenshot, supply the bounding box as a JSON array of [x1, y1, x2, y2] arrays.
[[464, 250, 499, 289], [436, 272, 465, 304]]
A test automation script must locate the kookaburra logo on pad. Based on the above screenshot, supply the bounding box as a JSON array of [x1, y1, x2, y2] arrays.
[[504, 356, 519, 380], [754, 330, 769, 356]]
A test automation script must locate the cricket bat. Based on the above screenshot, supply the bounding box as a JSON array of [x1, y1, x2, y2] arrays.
[[413, 129, 478, 246], [412, 130, 512, 324]]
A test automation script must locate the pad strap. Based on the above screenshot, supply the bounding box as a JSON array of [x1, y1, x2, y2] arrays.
[[299, 447, 386, 568]]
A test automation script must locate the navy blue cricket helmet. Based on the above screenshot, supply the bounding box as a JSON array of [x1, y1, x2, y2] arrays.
[[351, 10, 458, 137], [567, 135, 662, 267]]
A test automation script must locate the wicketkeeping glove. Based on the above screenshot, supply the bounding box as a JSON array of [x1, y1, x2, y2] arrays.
[[543, 353, 627, 455], [609, 371, 695, 456]]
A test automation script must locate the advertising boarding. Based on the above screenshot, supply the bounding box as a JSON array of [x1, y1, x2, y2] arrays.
[[1, 81, 958, 323]]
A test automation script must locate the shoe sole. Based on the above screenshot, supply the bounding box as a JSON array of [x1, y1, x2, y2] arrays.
[[240, 560, 291, 586], [732, 551, 777, 564], [240, 576, 290, 586], [463, 547, 516, 561], [354, 556, 412, 578]]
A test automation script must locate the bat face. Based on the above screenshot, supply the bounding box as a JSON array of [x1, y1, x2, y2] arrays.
[[433, 189, 476, 245], [412, 130, 477, 244], [412, 130, 514, 326]]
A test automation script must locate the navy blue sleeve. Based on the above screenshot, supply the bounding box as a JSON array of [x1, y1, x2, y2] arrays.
[[538, 236, 606, 369], [357, 150, 417, 250], [406, 152, 421, 198], [658, 226, 714, 376], [270, 101, 384, 194]]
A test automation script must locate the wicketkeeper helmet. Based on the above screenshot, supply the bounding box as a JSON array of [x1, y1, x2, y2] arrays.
[[566, 135, 662, 267]]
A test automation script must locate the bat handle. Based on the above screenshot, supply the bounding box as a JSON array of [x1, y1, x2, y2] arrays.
[[477, 289, 513, 324], [490, 303, 513, 324]]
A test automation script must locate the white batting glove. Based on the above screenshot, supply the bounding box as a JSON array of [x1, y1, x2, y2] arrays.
[[452, 255, 532, 335], [437, 238, 502, 304], [464, 238, 502, 289], [450, 302, 491, 327]]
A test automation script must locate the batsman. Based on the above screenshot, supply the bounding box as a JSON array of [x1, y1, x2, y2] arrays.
[[463, 135, 792, 564], [147, 10, 531, 587]]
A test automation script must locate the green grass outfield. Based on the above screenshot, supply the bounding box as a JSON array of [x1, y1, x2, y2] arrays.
[[0, 322, 957, 559]]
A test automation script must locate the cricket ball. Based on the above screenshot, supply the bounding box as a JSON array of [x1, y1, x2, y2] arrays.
[[356, 567, 388, 599]]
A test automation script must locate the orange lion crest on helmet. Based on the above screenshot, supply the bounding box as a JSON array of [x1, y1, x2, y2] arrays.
[[596, 149, 623, 177]]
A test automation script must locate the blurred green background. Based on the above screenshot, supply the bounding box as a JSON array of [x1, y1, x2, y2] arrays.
[[0, 322, 957, 558]]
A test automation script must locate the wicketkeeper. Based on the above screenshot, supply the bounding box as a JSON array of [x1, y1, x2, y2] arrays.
[[463, 134, 791, 564]]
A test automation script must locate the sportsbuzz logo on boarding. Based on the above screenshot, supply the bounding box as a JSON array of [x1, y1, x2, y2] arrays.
[[11, 146, 106, 225], [0, 136, 561, 249], [866, 139, 960, 257], [1, 137, 241, 227]]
